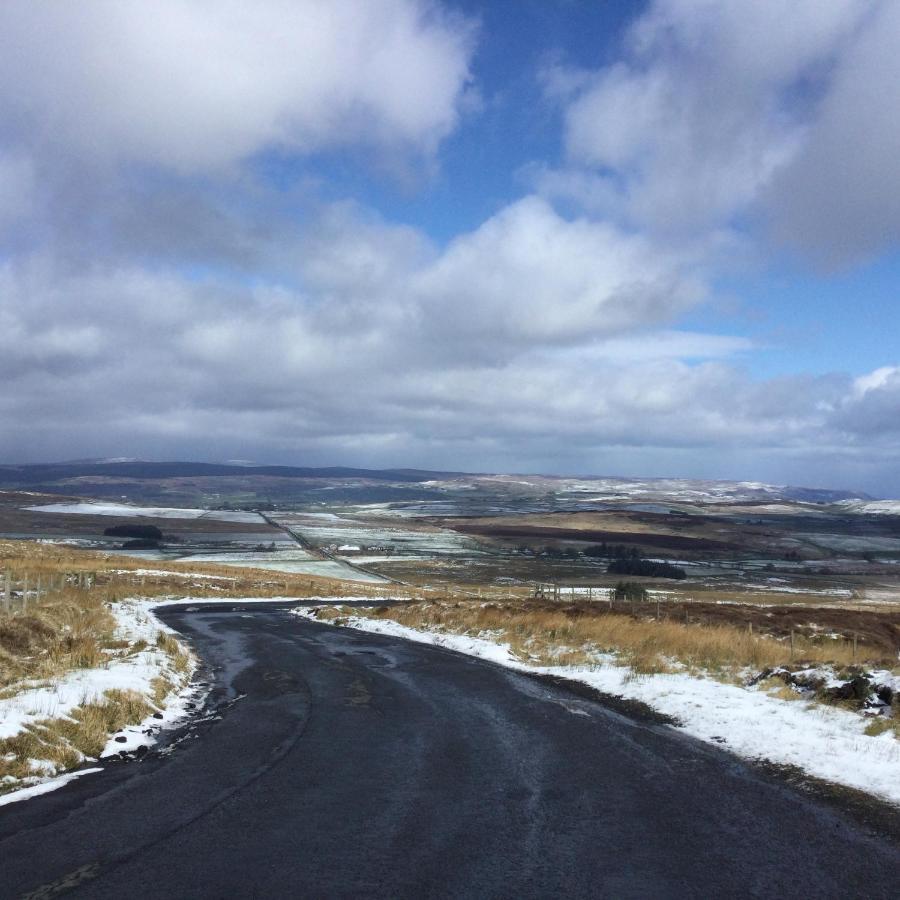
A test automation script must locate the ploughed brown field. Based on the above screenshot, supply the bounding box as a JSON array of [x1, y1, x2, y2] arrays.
[[450, 520, 740, 553]]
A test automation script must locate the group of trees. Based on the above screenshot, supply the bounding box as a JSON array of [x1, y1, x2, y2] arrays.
[[514, 541, 687, 580], [613, 581, 648, 601], [530, 545, 582, 560], [104, 524, 164, 549], [518, 543, 660, 562], [607, 558, 687, 579]]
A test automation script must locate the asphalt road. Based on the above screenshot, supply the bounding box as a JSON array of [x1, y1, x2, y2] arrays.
[[2, 603, 898, 899]]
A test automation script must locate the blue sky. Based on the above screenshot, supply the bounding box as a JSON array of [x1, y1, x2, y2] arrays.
[[284, 0, 899, 382], [0, 1, 898, 494]]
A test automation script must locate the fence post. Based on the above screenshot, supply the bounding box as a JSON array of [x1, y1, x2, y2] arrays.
[[790, 630, 794, 661], [22, 574, 28, 612], [3, 570, 9, 612]]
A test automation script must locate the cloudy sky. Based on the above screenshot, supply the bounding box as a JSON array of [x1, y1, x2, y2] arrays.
[[1, 0, 899, 494]]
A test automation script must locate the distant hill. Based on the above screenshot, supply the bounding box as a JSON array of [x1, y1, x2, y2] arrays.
[[0, 460, 873, 508], [0, 460, 463, 485]]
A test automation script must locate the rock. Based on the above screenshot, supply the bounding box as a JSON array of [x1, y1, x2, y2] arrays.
[[875, 684, 894, 706], [791, 672, 826, 692], [152, 712, 164, 719], [825, 675, 872, 703], [114, 735, 128, 743]]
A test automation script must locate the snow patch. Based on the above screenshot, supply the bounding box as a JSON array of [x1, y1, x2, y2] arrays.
[[0, 767, 104, 807], [25, 502, 264, 524]]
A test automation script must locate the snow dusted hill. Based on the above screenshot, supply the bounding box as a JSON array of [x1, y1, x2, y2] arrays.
[[431, 473, 872, 505], [0, 459, 880, 509], [837, 499, 900, 515]]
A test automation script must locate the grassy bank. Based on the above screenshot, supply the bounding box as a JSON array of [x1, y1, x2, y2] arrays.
[[314, 599, 897, 674]]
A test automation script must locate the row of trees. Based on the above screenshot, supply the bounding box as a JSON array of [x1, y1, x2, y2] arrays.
[[518, 543, 664, 562], [607, 559, 687, 579]]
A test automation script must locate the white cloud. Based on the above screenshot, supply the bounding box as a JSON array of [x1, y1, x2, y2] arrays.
[[0, 0, 475, 172], [1, 224, 895, 485], [411, 196, 705, 353], [853, 366, 900, 397], [544, 0, 879, 244], [766, 1, 900, 263]]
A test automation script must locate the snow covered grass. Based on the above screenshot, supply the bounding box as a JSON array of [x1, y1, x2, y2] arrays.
[[0, 599, 196, 796], [297, 603, 900, 806]]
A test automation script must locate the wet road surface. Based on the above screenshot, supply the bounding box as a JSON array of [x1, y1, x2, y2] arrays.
[[1, 603, 898, 898]]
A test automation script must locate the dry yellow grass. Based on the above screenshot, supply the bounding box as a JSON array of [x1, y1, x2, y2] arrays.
[[0, 538, 413, 689], [0, 590, 116, 688], [320, 599, 873, 674], [864, 717, 900, 738]]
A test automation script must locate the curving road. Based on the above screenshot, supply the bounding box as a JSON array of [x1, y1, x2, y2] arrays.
[[1, 603, 898, 899]]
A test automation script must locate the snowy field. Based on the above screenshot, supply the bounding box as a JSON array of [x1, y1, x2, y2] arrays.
[[26, 502, 265, 524], [798, 532, 900, 553], [838, 500, 900, 516], [272, 513, 479, 557], [296, 607, 900, 807], [173, 549, 388, 582]]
